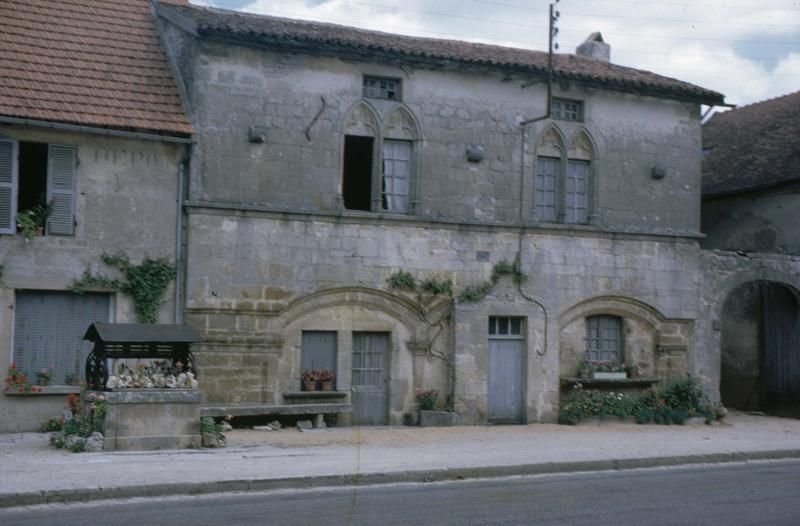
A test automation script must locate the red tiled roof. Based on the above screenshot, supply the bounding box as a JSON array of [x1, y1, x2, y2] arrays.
[[166, 3, 724, 105], [702, 90, 800, 196], [0, 0, 193, 136]]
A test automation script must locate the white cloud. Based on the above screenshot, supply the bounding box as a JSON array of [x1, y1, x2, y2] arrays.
[[196, 0, 800, 105]]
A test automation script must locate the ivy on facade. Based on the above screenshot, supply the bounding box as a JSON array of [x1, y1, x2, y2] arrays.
[[73, 254, 176, 324]]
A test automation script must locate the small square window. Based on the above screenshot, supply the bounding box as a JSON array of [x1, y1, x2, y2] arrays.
[[552, 98, 583, 122], [488, 316, 524, 337], [363, 76, 401, 101]]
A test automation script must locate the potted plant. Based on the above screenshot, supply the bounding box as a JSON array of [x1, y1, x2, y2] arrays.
[[301, 369, 318, 391], [577, 360, 592, 379], [16, 203, 52, 240], [318, 369, 334, 391], [417, 389, 439, 411], [625, 362, 640, 378], [36, 368, 53, 386]]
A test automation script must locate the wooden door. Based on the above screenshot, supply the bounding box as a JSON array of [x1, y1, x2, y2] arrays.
[[352, 332, 388, 425]]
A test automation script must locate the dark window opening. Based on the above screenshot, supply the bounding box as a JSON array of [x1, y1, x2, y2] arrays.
[[343, 135, 374, 211], [18, 141, 48, 215]]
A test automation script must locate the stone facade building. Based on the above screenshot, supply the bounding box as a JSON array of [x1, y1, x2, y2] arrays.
[[0, 0, 192, 432], [156, 2, 731, 425]]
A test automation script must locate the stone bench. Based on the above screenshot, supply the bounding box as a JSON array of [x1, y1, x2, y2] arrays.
[[201, 396, 351, 427]]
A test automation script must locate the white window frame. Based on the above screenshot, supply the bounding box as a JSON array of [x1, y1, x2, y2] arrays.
[[381, 139, 412, 213]]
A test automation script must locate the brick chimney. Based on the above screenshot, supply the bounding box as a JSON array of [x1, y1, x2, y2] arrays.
[[576, 32, 610, 62]]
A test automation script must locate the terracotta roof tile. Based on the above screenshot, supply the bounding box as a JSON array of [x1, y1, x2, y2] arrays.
[[167, 3, 724, 105], [0, 0, 192, 136], [702, 90, 800, 196]]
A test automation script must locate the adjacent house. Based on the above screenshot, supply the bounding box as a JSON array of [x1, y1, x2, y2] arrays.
[[0, 0, 192, 431], [701, 91, 800, 418], [155, 2, 728, 425]]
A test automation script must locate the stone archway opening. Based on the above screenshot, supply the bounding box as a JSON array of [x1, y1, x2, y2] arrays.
[[720, 281, 800, 417]]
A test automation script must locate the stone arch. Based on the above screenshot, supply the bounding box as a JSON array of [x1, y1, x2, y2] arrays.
[[535, 124, 566, 158], [567, 128, 595, 161], [382, 105, 420, 141], [342, 100, 380, 137], [713, 268, 800, 321], [719, 279, 800, 416], [277, 287, 435, 425], [558, 295, 683, 381]]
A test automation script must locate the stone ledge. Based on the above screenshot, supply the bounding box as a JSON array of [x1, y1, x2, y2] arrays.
[[560, 377, 660, 387], [101, 389, 201, 404], [4, 386, 81, 396]]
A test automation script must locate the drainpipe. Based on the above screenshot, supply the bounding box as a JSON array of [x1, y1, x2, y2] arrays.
[[513, 2, 560, 357], [174, 150, 189, 323]]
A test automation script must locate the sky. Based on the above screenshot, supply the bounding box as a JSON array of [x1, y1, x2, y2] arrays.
[[193, 0, 800, 108]]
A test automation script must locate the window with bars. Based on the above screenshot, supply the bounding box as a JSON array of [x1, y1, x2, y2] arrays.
[[585, 315, 622, 363], [363, 76, 401, 101], [488, 316, 524, 337], [552, 98, 583, 122]]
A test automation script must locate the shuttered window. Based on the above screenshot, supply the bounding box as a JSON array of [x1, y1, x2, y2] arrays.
[[0, 140, 76, 237], [46, 145, 76, 235], [0, 139, 17, 234], [535, 156, 558, 221], [301, 331, 337, 381], [382, 140, 411, 213], [13, 291, 110, 385]]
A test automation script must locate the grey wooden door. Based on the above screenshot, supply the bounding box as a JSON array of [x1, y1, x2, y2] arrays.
[[488, 317, 525, 424], [352, 332, 388, 425], [760, 283, 800, 417]]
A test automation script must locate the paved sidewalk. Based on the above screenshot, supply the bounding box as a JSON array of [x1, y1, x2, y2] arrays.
[[1, 412, 799, 508]]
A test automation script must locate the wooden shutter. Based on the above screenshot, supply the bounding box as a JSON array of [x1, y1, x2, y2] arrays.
[[14, 291, 110, 385], [301, 331, 337, 373], [47, 144, 76, 235], [0, 139, 17, 234]]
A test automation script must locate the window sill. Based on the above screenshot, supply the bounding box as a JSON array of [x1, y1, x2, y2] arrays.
[[4, 385, 81, 396], [560, 377, 659, 387]]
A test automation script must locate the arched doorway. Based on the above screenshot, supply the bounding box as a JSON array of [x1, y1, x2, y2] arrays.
[[720, 281, 800, 417]]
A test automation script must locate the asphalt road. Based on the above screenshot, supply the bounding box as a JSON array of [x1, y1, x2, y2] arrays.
[[2, 460, 800, 525]]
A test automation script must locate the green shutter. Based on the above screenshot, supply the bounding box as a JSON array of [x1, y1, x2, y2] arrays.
[[0, 139, 17, 234], [47, 144, 76, 235]]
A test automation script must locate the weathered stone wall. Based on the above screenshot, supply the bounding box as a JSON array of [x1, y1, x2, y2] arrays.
[[182, 39, 702, 235], [702, 186, 800, 256], [695, 250, 800, 404], [185, 210, 703, 423], [0, 125, 184, 432]]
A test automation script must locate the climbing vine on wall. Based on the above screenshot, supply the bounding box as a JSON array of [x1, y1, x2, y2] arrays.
[[458, 258, 526, 302], [387, 271, 453, 298], [73, 254, 176, 324]]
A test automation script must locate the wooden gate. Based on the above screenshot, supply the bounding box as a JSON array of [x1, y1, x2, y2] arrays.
[[488, 317, 525, 424], [760, 283, 800, 417], [352, 332, 388, 425]]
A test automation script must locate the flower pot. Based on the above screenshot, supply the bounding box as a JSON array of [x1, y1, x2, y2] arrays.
[[320, 381, 333, 391], [37, 377, 49, 387], [578, 369, 592, 379], [593, 372, 627, 380], [303, 380, 317, 392]]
